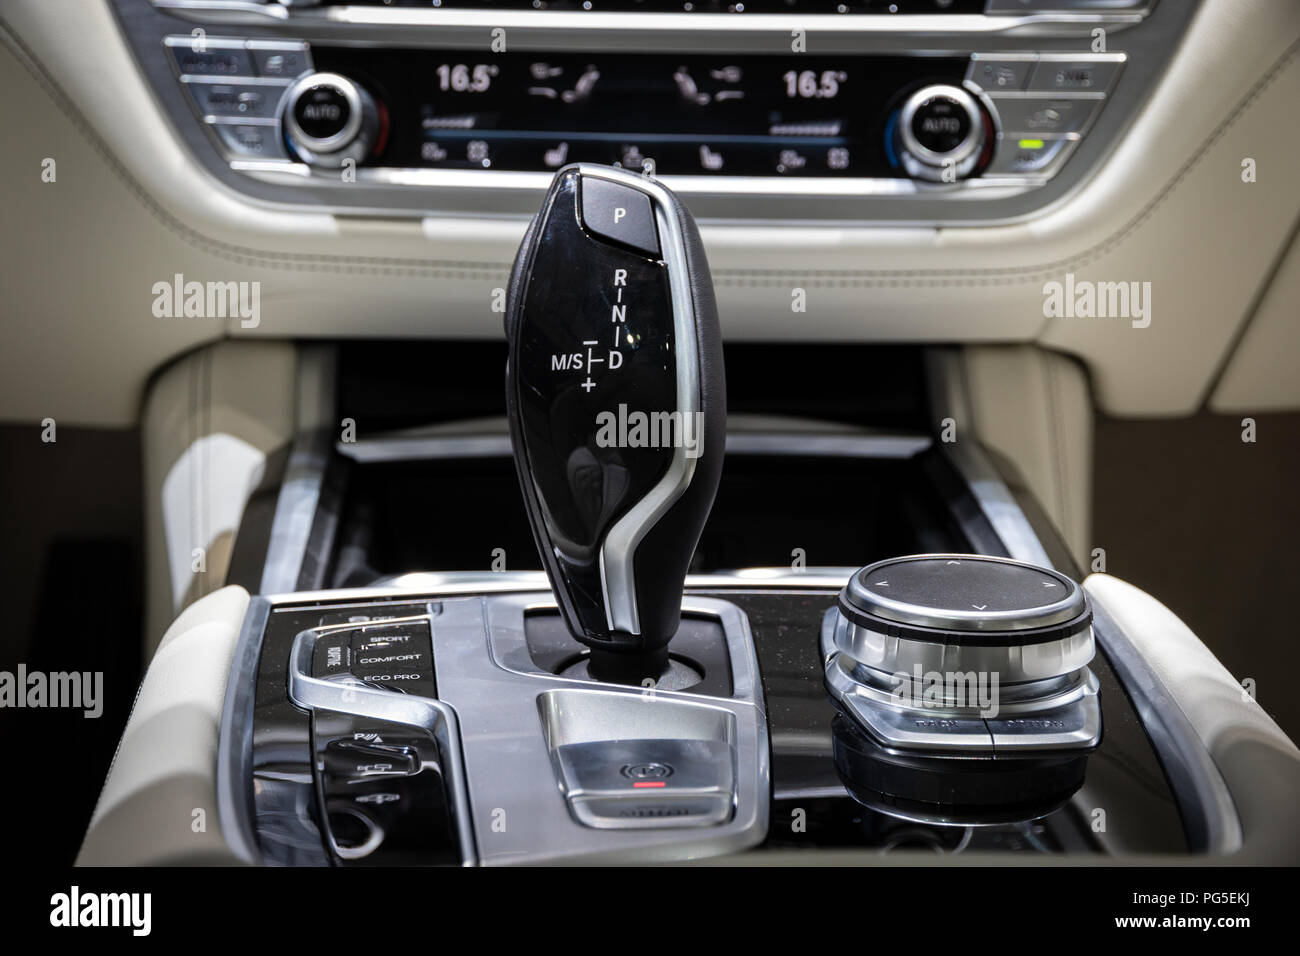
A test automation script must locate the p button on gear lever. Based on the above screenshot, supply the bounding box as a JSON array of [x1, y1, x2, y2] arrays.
[[581, 177, 660, 257]]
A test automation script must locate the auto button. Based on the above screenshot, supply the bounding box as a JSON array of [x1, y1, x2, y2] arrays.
[[892, 84, 990, 183]]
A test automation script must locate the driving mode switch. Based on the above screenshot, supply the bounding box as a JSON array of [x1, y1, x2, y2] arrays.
[[309, 619, 436, 696], [290, 617, 464, 863]]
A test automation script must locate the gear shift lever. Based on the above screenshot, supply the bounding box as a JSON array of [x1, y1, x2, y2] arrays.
[[505, 164, 725, 684]]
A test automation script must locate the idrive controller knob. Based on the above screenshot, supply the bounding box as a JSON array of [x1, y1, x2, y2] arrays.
[[504, 165, 725, 683], [822, 554, 1102, 820]]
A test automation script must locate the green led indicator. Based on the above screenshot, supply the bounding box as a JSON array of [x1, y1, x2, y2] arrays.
[[1018, 138, 1045, 150]]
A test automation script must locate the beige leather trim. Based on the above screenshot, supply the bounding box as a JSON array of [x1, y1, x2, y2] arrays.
[[927, 345, 1091, 568], [1210, 223, 1300, 412], [964, 345, 1093, 569], [1085, 573, 1300, 863], [143, 341, 295, 656], [77, 585, 250, 866]]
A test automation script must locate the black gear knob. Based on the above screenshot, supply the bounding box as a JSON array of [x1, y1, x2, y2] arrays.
[[505, 164, 725, 680]]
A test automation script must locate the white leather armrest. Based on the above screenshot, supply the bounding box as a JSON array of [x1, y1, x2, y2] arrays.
[[1085, 573, 1300, 863], [77, 586, 250, 866]]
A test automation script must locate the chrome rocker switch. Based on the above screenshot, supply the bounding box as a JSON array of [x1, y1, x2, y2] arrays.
[[504, 164, 725, 685]]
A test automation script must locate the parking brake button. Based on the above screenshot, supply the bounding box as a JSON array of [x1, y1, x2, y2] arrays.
[[555, 738, 735, 829], [580, 177, 660, 258]]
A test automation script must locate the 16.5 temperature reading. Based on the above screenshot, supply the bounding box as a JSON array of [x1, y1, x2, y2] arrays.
[[782, 69, 847, 99], [435, 63, 499, 93]]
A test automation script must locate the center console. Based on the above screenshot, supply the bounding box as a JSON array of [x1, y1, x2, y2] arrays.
[[224, 564, 1198, 864], [203, 164, 1230, 866]]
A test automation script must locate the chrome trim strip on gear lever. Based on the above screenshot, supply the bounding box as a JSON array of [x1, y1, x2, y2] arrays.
[[588, 165, 702, 637]]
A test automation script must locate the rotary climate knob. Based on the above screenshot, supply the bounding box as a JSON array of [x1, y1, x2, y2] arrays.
[[283, 72, 381, 167], [892, 84, 992, 183]]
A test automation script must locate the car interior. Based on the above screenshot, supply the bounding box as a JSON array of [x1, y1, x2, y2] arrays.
[[2, 0, 1298, 886]]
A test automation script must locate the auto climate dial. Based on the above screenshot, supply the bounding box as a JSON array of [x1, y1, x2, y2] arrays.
[[283, 71, 382, 167], [891, 84, 992, 183]]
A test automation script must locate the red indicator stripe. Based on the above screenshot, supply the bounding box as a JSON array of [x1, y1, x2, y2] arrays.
[[632, 781, 667, 788]]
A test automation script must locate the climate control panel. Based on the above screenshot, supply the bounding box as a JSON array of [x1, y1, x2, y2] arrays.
[[117, 0, 1195, 220], [166, 39, 1120, 186]]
